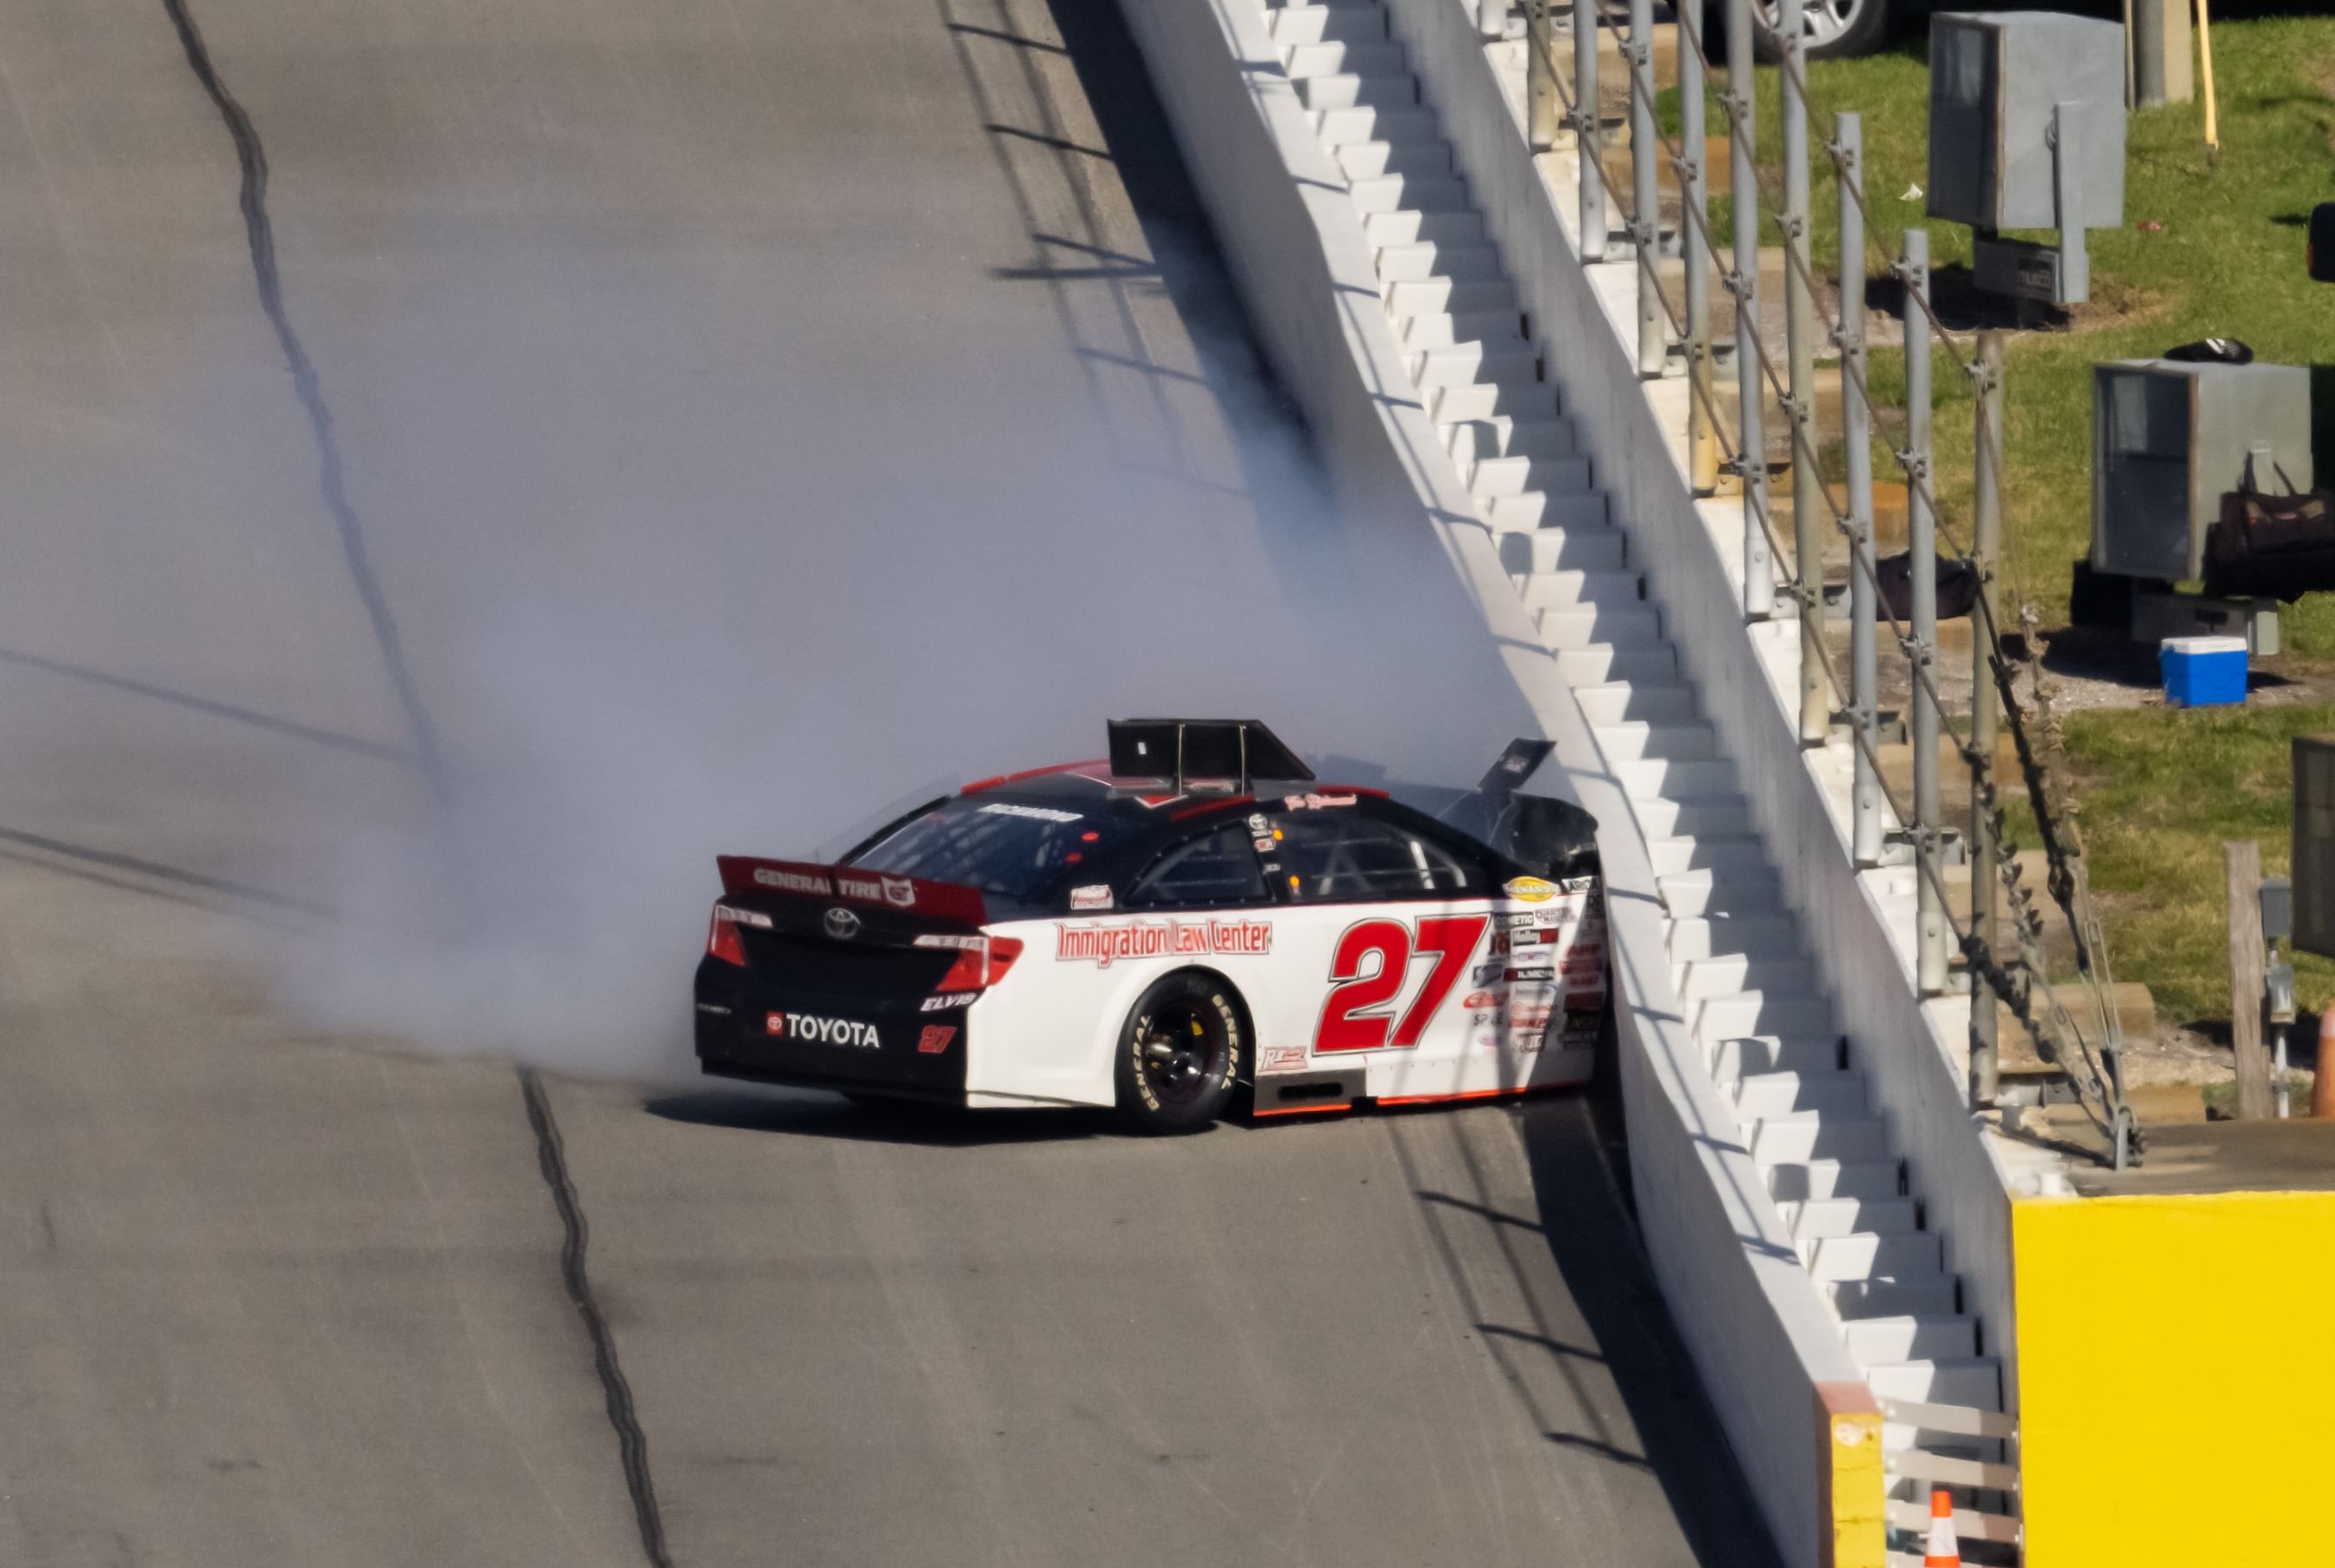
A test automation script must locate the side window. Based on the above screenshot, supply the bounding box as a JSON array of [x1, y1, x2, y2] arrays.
[[1124, 824, 1269, 910], [1273, 806, 1487, 903]]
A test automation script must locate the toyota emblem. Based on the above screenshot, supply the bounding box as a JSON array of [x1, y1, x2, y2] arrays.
[[824, 906, 862, 941]]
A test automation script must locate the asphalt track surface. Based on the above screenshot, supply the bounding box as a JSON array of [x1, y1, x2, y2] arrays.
[[0, 2, 1782, 1564]]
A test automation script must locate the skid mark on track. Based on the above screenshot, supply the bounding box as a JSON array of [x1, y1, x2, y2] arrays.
[[156, 0, 452, 810], [382, 1061, 602, 1565], [519, 1068, 676, 1568]]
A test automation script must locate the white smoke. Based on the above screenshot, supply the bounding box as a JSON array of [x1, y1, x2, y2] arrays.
[[252, 281, 1530, 1081]]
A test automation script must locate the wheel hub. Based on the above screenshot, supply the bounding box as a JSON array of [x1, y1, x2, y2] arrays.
[[1756, 0, 1865, 51], [1139, 1010, 1220, 1102]]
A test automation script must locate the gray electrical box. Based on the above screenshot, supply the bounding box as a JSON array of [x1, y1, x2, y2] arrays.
[[2293, 738, 2335, 959], [2261, 876, 2292, 943], [1928, 13, 2127, 231], [2091, 360, 2314, 582]]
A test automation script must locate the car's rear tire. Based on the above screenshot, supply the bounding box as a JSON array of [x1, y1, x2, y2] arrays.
[[1114, 971, 1244, 1134]]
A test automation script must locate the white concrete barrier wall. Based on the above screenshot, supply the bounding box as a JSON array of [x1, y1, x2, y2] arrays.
[[1374, 0, 2021, 1399], [1113, 1, 1868, 1559]]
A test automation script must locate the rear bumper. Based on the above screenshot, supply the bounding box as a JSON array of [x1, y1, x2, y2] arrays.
[[694, 959, 970, 1102]]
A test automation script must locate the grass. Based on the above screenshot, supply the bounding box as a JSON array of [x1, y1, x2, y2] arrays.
[[1671, 20, 2335, 635], [1657, 19, 2335, 1037], [2053, 703, 2335, 1024]]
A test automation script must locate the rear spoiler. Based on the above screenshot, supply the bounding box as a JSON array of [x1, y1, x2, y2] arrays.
[[716, 855, 987, 926], [1108, 718, 1313, 793]]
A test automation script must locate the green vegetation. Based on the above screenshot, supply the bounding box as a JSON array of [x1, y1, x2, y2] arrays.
[[2056, 703, 2335, 1024], [1662, 21, 2335, 1034], [1677, 21, 2335, 634]]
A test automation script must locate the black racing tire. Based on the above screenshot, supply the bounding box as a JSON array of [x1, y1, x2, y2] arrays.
[[1113, 971, 1244, 1134]]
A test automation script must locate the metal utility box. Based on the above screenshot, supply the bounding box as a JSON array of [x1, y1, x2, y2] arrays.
[[1928, 14, 2127, 232], [2091, 360, 2313, 582], [2293, 737, 2335, 958]]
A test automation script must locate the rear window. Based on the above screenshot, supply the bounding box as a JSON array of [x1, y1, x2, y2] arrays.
[[849, 795, 1114, 901]]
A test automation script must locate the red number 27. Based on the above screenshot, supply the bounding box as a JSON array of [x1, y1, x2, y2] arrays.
[[1313, 915, 1490, 1053]]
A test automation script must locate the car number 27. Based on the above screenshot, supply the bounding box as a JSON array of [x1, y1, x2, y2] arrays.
[[1313, 915, 1491, 1052]]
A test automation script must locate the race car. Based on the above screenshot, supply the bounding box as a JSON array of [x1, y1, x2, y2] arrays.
[[694, 719, 1607, 1131]]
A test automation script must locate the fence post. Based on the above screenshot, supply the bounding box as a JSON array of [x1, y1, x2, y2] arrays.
[[1904, 229, 1948, 995], [1529, 1, 1560, 151], [1724, 0, 1771, 616], [1680, 1, 1717, 492], [2226, 842, 2277, 1119], [1781, 0, 1825, 744], [1627, 0, 1663, 373], [1837, 114, 1882, 867], [1574, 0, 1609, 260], [1969, 328, 2006, 1107]]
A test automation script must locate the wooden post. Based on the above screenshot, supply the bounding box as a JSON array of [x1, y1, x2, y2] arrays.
[[2160, 0, 2194, 103], [2226, 841, 2276, 1119]]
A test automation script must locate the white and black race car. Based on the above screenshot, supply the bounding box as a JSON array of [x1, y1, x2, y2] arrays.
[[695, 720, 1607, 1131]]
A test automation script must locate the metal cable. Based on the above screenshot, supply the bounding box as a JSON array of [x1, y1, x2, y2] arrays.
[[1521, 3, 2128, 1147]]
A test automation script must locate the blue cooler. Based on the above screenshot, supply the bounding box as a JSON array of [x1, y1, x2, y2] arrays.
[[2160, 635, 2248, 707]]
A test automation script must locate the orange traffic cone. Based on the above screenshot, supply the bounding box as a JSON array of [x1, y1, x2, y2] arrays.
[[1922, 1488, 1960, 1567]]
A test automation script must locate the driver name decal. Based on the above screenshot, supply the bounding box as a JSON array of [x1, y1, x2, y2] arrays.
[[1054, 918, 1273, 968]]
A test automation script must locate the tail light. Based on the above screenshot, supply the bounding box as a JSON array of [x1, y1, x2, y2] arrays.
[[915, 932, 1025, 991], [705, 903, 771, 966]]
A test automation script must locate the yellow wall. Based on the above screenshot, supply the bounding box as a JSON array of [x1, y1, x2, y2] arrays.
[[1816, 1381, 1887, 1568], [2015, 1190, 2335, 1566]]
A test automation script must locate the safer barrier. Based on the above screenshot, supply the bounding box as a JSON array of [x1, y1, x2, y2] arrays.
[[1113, 0, 1886, 1560], [1378, 0, 2035, 1488]]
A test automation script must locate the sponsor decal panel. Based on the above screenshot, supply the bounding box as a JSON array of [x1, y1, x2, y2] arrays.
[[1472, 961, 1507, 983], [1281, 792, 1358, 810], [921, 992, 976, 1012], [1055, 917, 1273, 968], [765, 1010, 881, 1049], [1460, 989, 1505, 1010], [824, 871, 920, 909], [1260, 1045, 1309, 1074], [1504, 876, 1558, 903], [694, 1002, 732, 1016], [916, 1025, 956, 1055], [754, 866, 832, 896], [1068, 883, 1115, 911], [978, 802, 1083, 824]]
